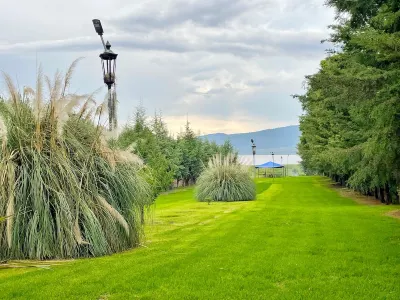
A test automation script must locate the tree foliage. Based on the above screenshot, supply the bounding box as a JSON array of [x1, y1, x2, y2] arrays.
[[117, 106, 238, 195], [298, 0, 400, 203]]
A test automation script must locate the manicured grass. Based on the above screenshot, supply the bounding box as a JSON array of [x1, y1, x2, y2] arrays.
[[1, 177, 400, 299]]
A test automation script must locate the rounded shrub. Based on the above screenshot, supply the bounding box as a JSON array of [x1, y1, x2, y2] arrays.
[[0, 60, 153, 260], [195, 153, 256, 202]]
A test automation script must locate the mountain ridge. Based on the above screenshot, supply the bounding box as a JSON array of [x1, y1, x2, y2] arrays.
[[201, 125, 300, 155], [203, 125, 299, 137]]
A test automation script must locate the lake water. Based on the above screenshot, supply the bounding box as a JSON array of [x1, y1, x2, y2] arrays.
[[238, 154, 302, 166]]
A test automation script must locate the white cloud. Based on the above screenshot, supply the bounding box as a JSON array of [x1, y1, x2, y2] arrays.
[[164, 114, 295, 136]]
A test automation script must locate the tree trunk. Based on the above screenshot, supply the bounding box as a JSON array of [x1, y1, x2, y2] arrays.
[[385, 183, 392, 205], [374, 187, 379, 200], [343, 175, 349, 186], [379, 187, 385, 203], [395, 190, 400, 205]]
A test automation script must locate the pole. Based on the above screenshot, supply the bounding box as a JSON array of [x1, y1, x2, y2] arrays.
[[287, 155, 289, 177], [108, 86, 113, 131], [99, 35, 107, 51], [253, 153, 256, 178], [272, 153, 274, 178]]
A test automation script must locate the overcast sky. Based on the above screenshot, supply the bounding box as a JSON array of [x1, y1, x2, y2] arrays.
[[0, 0, 334, 135]]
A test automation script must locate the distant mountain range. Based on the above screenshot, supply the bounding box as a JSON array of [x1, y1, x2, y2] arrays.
[[201, 125, 300, 155]]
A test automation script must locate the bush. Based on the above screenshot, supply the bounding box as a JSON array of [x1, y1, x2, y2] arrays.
[[195, 153, 256, 202], [0, 60, 153, 260]]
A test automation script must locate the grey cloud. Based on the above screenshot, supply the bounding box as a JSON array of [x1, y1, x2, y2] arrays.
[[207, 27, 328, 57], [135, 27, 327, 58], [246, 79, 271, 87], [0, 37, 99, 53], [284, 0, 323, 11], [0, 27, 327, 60], [112, 0, 267, 31], [238, 93, 302, 123], [190, 73, 214, 81], [0, 0, 330, 60], [118, 38, 190, 53]]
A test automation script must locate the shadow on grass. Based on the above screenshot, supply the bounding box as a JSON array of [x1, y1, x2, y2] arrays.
[[256, 181, 272, 195]]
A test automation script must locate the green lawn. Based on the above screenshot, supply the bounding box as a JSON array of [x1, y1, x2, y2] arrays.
[[1, 177, 400, 299]]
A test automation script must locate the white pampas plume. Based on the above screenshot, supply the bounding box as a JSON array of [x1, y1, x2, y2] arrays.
[[97, 196, 129, 237]]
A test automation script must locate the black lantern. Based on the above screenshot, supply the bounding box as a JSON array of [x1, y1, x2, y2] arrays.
[[100, 41, 118, 89], [92, 19, 118, 131]]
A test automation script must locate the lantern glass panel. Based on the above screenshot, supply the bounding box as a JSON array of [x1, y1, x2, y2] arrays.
[[100, 53, 117, 86]]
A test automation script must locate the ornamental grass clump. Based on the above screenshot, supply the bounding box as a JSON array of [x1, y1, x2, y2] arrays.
[[196, 153, 256, 202], [0, 60, 153, 260]]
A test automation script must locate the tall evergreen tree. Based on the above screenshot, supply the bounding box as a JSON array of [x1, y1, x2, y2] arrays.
[[298, 0, 400, 203], [118, 108, 238, 191]]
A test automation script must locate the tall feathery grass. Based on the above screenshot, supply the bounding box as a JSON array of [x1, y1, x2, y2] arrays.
[[195, 153, 256, 202], [0, 60, 153, 260]]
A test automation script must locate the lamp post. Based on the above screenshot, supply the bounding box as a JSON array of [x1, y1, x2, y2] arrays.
[[287, 154, 289, 177], [271, 152, 275, 178], [251, 139, 256, 178], [92, 19, 118, 131]]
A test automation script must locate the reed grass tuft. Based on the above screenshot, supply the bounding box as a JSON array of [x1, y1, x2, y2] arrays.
[[195, 153, 256, 202], [0, 60, 153, 260]]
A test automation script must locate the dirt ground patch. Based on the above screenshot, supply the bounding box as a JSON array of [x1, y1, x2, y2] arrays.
[[329, 182, 400, 220], [330, 183, 383, 206], [386, 210, 400, 219]]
